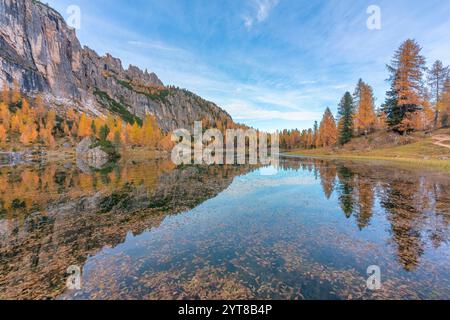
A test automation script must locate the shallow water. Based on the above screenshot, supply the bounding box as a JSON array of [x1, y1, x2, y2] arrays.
[[0, 157, 449, 300]]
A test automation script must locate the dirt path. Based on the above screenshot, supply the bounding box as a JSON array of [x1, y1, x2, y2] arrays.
[[432, 135, 450, 150]]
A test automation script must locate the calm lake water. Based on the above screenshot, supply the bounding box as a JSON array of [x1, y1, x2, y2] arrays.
[[0, 157, 449, 300]]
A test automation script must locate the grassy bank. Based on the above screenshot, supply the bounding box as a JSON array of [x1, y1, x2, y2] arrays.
[[284, 130, 450, 172]]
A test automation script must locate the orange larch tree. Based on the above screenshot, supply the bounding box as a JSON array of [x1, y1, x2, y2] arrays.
[[318, 108, 337, 147], [353, 79, 377, 135], [386, 39, 426, 129], [0, 80, 9, 104]]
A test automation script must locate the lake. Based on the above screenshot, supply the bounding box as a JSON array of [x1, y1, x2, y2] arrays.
[[0, 157, 449, 300]]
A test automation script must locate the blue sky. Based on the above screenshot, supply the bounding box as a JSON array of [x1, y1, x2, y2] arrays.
[[47, 0, 450, 131]]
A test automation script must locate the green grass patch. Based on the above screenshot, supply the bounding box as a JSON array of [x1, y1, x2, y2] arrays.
[[112, 76, 171, 102], [136, 88, 170, 102], [115, 78, 133, 91], [93, 88, 142, 125]]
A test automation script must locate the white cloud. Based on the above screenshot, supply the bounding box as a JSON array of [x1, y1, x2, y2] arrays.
[[222, 174, 317, 197], [243, 0, 279, 29], [243, 16, 254, 29], [225, 100, 322, 121], [127, 40, 185, 53], [256, 0, 279, 22]]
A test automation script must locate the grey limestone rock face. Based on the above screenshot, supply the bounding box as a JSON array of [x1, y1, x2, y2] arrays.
[[0, 0, 233, 132]]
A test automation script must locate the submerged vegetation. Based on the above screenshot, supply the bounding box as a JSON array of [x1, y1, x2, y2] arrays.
[[1, 158, 448, 299]]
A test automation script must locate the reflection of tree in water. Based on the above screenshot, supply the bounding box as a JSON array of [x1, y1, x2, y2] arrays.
[[336, 166, 356, 218], [319, 161, 337, 199], [355, 178, 375, 230], [310, 159, 449, 271], [379, 175, 449, 271], [379, 181, 425, 271], [336, 165, 375, 228], [0, 161, 255, 299]]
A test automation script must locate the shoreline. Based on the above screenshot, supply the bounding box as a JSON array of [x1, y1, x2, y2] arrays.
[[281, 151, 450, 172]]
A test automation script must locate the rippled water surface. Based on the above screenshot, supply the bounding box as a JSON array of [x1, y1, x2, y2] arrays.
[[0, 157, 449, 299]]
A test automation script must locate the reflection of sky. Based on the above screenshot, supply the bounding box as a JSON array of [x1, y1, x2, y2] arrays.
[[47, 0, 450, 131], [65, 161, 450, 300], [221, 166, 317, 197]]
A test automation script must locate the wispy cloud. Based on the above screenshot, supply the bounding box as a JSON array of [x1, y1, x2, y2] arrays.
[[243, 0, 279, 29], [256, 0, 279, 22], [225, 100, 322, 121], [46, 0, 450, 132], [127, 40, 185, 53]]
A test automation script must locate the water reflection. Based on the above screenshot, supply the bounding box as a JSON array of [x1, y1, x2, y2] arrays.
[[0, 157, 449, 299], [0, 160, 255, 299]]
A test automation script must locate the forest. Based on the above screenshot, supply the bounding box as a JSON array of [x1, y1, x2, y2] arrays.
[[0, 82, 177, 152], [279, 39, 450, 150]]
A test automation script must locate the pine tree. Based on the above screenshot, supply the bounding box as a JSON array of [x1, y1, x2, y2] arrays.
[[99, 124, 110, 142], [440, 78, 450, 127], [313, 121, 318, 148], [382, 81, 400, 127], [337, 92, 354, 145]]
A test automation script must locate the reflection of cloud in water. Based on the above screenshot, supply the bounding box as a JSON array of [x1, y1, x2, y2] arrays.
[[222, 170, 317, 197]]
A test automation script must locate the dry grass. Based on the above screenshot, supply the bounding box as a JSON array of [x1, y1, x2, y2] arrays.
[[286, 129, 450, 172]]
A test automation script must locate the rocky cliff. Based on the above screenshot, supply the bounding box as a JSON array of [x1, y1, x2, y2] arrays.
[[0, 0, 233, 131]]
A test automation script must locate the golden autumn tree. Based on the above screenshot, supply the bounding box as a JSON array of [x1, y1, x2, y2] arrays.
[[0, 80, 9, 104], [386, 39, 426, 129], [0, 124, 7, 146], [142, 114, 162, 148], [318, 108, 337, 147], [10, 113, 21, 134], [93, 117, 106, 139], [34, 95, 46, 123], [11, 80, 21, 105], [353, 79, 377, 135], [77, 113, 91, 138], [421, 96, 436, 131], [160, 132, 175, 151], [377, 111, 388, 130], [40, 110, 56, 148], [0, 102, 11, 129], [19, 121, 38, 145], [127, 122, 142, 145]]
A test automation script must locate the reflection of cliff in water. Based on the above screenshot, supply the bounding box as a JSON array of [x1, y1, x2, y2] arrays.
[[280, 157, 450, 272], [0, 160, 255, 299]]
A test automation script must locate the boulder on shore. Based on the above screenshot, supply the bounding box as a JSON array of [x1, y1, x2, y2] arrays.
[[76, 137, 111, 169]]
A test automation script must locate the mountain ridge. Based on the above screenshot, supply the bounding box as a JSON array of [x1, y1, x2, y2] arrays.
[[0, 0, 233, 131]]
